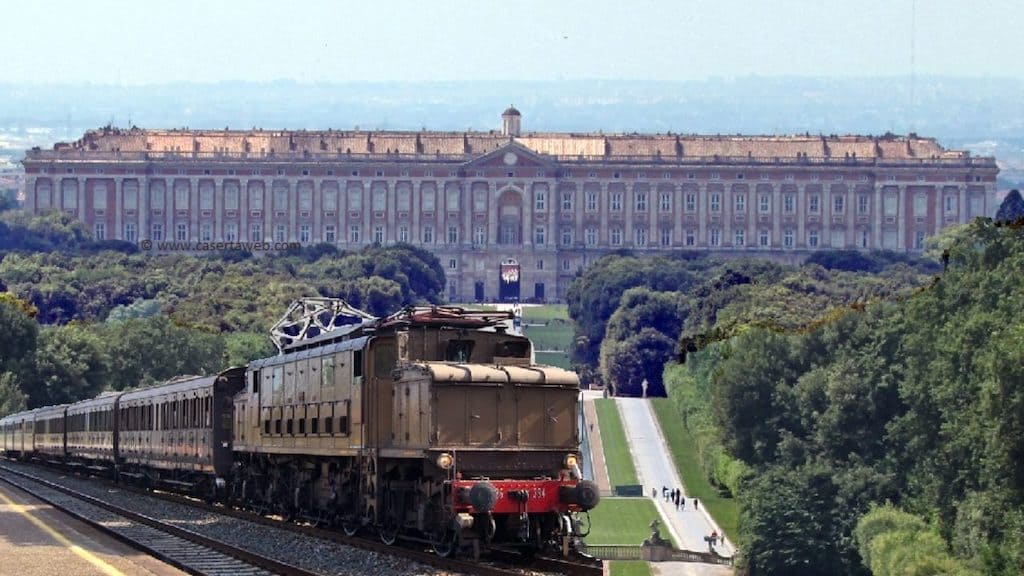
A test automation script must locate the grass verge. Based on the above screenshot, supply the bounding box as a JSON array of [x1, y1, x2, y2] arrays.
[[594, 399, 639, 487], [650, 398, 739, 540], [584, 497, 678, 548]]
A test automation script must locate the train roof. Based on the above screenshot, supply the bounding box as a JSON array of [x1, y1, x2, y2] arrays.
[[120, 368, 247, 402], [414, 362, 578, 387], [67, 393, 121, 414], [120, 373, 219, 402], [33, 404, 69, 419], [251, 336, 370, 369]]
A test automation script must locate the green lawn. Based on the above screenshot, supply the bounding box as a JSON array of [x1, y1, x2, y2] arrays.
[[521, 303, 568, 322], [523, 320, 574, 351], [535, 350, 571, 369], [609, 561, 652, 576], [650, 398, 739, 541], [595, 399, 639, 487], [584, 497, 679, 548]]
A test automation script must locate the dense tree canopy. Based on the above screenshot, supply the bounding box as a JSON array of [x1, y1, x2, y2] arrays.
[[0, 212, 448, 414], [660, 218, 1024, 575]]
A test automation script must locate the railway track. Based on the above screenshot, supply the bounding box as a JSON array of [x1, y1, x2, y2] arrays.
[[0, 463, 311, 576], [1, 459, 603, 576]]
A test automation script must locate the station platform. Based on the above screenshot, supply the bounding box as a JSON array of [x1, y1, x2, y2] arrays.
[[0, 480, 187, 576]]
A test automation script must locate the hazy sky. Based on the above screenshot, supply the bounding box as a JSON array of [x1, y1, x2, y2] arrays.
[[3, 0, 1022, 84]]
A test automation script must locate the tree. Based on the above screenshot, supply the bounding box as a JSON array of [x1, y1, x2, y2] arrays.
[[0, 292, 38, 375], [995, 189, 1024, 224], [27, 324, 110, 407], [101, 315, 225, 390], [598, 327, 675, 397], [0, 372, 27, 417], [225, 332, 276, 366]]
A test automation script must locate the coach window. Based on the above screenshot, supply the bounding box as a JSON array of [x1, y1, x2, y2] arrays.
[[251, 370, 259, 394]]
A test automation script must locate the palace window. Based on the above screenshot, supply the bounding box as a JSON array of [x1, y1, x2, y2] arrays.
[[734, 193, 746, 213], [784, 228, 794, 247], [944, 195, 957, 214], [685, 193, 696, 212], [660, 192, 672, 212], [808, 194, 820, 214], [860, 229, 870, 248], [634, 227, 647, 246], [685, 229, 695, 246], [421, 189, 435, 211], [250, 223, 262, 242], [473, 188, 487, 211], [325, 225, 336, 243], [783, 194, 795, 214], [422, 226, 434, 244], [398, 225, 409, 243], [709, 228, 721, 246], [660, 227, 672, 246], [537, 260, 544, 270], [349, 225, 361, 243], [833, 195, 845, 214], [449, 258, 457, 270], [808, 229, 819, 247], [275, 224, 287, 243], [710, 193, 721, 213], [94, 222, 106, 241], [610, 192, 623, 212], [585, 190, 598, 212], [915, 230, 926, 249], [562, 259, 572, 271], [348, 189, 362, 211], [176, 223, 188, 241], [759, 229, 770, 246], [534, 226, 546, 245], [610, 228, 622, 246], [446, 189, 460, 212], [759, 194, 770, 213], [585, 227, 597, 246], [201, 223, 212, 242], [447, 225, 459, 244], [124, 223, 137, 243], [634, 191, 648, 211], [474, 226, 486, 245], [858, 194, 869, 214], [534, 190, 547, 211], [560, 228, 573, 246], [274, 188, 288, 211], [561, 191, 574, 211], [300, 224, 311, 243], [734, 229, 745, 246]]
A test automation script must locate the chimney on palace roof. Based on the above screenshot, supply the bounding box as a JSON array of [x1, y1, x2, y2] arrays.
[[501, 106, 521, 137]]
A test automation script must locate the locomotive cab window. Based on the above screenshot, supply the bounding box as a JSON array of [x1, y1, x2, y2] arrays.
[[496, 340, 529, 358], [445, 340, 475, 362], [352, 350, 363, 379]]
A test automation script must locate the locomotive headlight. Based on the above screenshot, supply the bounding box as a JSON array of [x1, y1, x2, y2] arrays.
[[436, 452, 454, 470], [564, 454, 579, 469]]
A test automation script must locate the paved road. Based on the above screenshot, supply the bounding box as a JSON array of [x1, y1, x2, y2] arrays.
[[617, 397, 734, 576]]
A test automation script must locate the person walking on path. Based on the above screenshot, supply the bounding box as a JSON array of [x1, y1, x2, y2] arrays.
[[694, 497, 699, 509]]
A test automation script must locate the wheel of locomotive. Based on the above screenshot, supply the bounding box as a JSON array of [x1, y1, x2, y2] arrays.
[[425, 496, 456, 557], [342, 515, 360, 537], [379, 489, 400, 545]]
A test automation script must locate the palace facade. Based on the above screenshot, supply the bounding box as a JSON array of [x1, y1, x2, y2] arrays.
[[21, 108, 999, 302]]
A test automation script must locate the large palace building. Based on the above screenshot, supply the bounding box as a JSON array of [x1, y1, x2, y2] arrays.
[[21, 108, 998, 302]]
